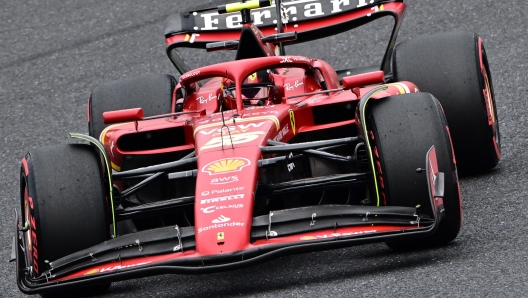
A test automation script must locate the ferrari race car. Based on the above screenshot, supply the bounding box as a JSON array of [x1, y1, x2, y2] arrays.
[[14, 0, 500, 296]]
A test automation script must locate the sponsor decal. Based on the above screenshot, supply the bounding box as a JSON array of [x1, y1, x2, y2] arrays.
[[427, 147, 444, 212], [306, 95, 326, 104], [284, 80, 304, 91], [212, 215, 230, 223], [201, 194, 244, 205], [248, 72, 257, 82], [29, 218, 38, 273], [110, 140, 115, 157], [198, 221, 244, 233], [289, 109, 296, 135], [201, 186, 245, 196], [217, 232, 225, 241], [247, 111, 279, 116], [387, 82, 411, 95], [200, 131, 265, 150], [199, 122, 266, 136], [367, 4, 384, 17], [280, 57, 311, 64], [24, 189, 40, 274], [201, 204, 244, 214], [244, 105, 276, 110], [197, 93, 218, 104], [273, 124, 289, 142], [195, 0, 385, 31], [184, 33, 200, 43], [84, 261, 152, 276], [429, 160, 437, 186], [202, 158, 250, 175], [293, 57, 311, 63], [300, 230, 377, 241], [280, 56, 293, 63], [194, 116, 279, 135], [22, 157, 29, 175], [84, 269, 100, 275], [180, 70, 200, 81], [287, 152, 296, 172], [211, 175, 239, 185]]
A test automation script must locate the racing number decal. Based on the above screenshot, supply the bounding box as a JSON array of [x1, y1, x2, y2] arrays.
[[289, 109, 296, 135]]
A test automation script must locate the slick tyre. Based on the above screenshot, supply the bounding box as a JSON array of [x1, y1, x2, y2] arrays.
[[393, 31, 500, 174], [20, 144, 110, 296], [88, 74, 176, 139], [366, 93, 461, 249]]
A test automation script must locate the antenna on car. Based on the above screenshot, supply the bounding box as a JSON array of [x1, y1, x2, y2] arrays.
[[274, 0, 286, 55], [220, 70, 235, 150], [220, 108, 235, 150]]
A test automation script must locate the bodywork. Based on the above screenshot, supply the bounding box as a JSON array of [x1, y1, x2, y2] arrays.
[[14, 0, 448, 294]]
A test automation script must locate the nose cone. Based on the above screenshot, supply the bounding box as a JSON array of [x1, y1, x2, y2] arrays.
[[194, 148, 261, 255]]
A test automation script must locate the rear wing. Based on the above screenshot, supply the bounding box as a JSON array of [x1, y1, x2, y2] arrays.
[[165, 0, 406, 74]]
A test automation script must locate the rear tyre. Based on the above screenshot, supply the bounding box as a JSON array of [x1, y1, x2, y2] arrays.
[[88, 74, 177, 139], [393, 31, 500, 174], [20, 144, 110, 296], [366, 93, 461, 249]]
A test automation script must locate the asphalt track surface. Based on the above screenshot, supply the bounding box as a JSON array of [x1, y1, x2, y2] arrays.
[[1, 0, 526, 297]]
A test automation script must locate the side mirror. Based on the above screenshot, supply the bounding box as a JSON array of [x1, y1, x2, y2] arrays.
[[342, 71, 385, 89], [103, 108, 144, 124]]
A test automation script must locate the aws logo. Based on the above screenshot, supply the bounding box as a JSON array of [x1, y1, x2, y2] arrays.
[[202, 158, 251, 175]]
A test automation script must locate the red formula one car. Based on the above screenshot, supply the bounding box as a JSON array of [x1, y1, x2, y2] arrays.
[[14, 0, 500, 295]]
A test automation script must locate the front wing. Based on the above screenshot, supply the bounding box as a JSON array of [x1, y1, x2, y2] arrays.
[[14, 147, 444, 295]]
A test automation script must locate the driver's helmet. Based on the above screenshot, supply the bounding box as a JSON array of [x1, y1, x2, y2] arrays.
[[222, 69, 273, 109]]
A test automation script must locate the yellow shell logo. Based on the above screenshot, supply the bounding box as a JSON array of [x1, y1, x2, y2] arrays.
[[202, 158, 250, 175], [84, 269, 100, 275]]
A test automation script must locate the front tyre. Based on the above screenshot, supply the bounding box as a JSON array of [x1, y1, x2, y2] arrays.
[[20, 143, 110, 296], [367, 93, 461, 249]]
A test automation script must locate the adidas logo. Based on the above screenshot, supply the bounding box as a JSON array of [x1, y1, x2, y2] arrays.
[[212, 215, 230, 224]]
